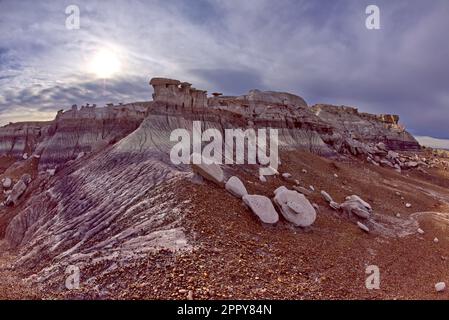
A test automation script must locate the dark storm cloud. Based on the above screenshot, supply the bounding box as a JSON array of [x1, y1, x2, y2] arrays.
[[0, 0, 448, 138]]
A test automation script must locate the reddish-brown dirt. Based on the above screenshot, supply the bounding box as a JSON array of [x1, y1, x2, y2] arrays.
[[2, 150, 449, 299]]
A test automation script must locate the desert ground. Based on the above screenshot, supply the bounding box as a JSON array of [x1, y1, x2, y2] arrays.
[[2, 148, 449, 300]]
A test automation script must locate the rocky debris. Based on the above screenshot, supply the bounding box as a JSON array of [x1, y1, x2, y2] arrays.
[[225, 176, 248, 199], [190, 154, 224, 185], [329, 201, 340, 210], [357, 221, 370, 233], [345, 195, 372, 212], [281, 173, 292, 179], [320, 190, 333, 203], [340, 195, 372, 219], [242, 195, 279, 224], [435, 282, 446, 292], [292, 186, 312, 196], [2, 177, 12, 189], [20, 173, 32, 185], [5, 180, 27, 206], [417, 228, 425, 235], [76, 152, 85, 160], [273, 188, 316, 227]]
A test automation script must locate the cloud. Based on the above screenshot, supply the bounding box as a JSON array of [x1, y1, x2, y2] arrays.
[[0, 0, 448, 138]]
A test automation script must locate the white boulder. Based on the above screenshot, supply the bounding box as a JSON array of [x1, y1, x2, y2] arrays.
[[2, 177, 12, 189], [190, 153, 224, 185], [321, 190, 333, 203], [243, 195, 279, 224], [273, 188, 316, 227], [225, 176, 248, 199]]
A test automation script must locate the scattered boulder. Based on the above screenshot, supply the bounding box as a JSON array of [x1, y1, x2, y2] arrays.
[[259, 175, 267, 183], [273, 188, 316, 227], [20, 173, 32, 185], [434, 237, 439, 243], [5, 180, 27, 206], [345, 195, 372, 212], [405, 161, 418, 168], [2, 177, 12, 189], [243, 195, 279, 224], [329, 201, 340, 210], [190, 154, 224, 185], [309, 185, 315, 191], [357, 221, 370, 233], [281, 172, 292, 179], [22, 153, 28, 160], [405, 203, 412, 208], [292, 185, 312, 196], [320, 190, 333, 203], [47, 168, 56, 176], [340, 196, 371, 219], [417, 228, 424, 235], [435, 282, 446, 292], [225, 176, 248, 198], [387, 150, 399, 161]]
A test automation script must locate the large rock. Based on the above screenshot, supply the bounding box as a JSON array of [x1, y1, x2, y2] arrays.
[[345, 195, 372, 212], [340, 195, 372, 219], [273, 188, 316, 227], [243, 195, 279, 224], [5, 180, 27, 206], [340, 201, 370, 219], [225, 176, 248, 198], [190, 153, 224, 185]]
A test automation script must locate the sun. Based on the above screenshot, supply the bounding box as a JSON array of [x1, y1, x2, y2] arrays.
[[88, 49, 121, 79]]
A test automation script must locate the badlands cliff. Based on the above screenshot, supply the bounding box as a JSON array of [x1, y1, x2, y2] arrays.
[[4, 78, 446, 300]]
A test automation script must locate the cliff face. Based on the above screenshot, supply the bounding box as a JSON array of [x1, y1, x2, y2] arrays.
[[0, 77, 423, 293], [0, 104, 148, 170], [0, 77, 420, 172], [310, 104, 419, 151]]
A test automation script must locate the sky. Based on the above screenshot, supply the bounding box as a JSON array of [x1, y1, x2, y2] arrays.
[[0, 0, 448, 138]]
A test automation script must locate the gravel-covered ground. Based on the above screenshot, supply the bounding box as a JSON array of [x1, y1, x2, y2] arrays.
[[2, 150, 449, 299]]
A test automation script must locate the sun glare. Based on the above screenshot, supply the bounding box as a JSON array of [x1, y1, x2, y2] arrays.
[[89, 49, 121, 79]]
